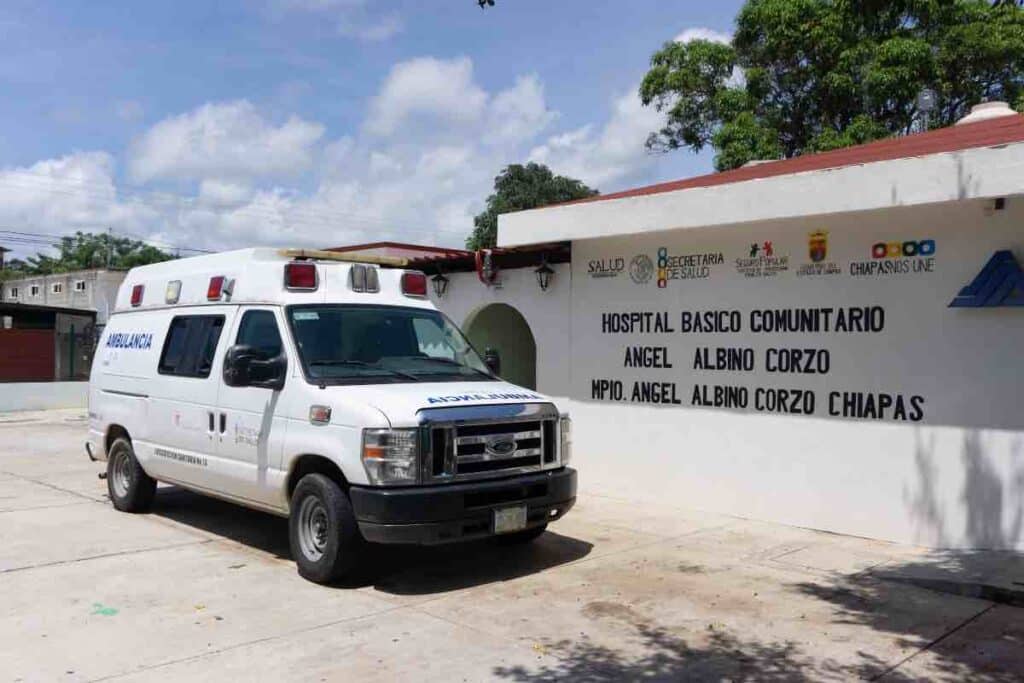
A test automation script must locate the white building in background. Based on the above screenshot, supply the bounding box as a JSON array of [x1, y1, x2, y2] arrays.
[[347, 103, 1024, 552], [1, 268, 125, 326]]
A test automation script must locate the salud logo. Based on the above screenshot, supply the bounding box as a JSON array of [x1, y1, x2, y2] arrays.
[[629, 254, 654, 284], [588, 257, 625, 279], [949, 250, 1024, 307]]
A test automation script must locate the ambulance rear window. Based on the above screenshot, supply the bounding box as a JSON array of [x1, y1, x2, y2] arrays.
[[158, 315, 225, 378]]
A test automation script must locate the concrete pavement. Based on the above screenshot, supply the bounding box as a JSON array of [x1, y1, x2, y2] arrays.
[[0, 409, 1020, 681]]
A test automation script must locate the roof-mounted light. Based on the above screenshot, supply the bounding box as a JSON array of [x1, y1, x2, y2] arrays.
[[285, 262, 318, 291], [130, 284, 144, 307], [401, 271, 427, 298], [165, 280, 182, 304], [207, 276, 225, 301], [349, 264, 379, 293]]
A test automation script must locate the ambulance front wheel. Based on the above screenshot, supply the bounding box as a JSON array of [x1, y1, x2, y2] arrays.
[[289, 473, 366, 584]]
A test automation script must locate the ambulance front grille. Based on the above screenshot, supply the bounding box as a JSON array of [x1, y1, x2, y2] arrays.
[[427, 418, 557, 482]]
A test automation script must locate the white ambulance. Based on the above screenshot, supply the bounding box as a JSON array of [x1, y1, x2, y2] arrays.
[[87, 248, 576, 583]]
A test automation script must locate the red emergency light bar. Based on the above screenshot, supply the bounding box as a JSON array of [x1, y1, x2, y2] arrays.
[[207, 276, 226, 301], [401, 271, 427, 298], [285, 262, 318, 291], [130, 284, 144, 307]]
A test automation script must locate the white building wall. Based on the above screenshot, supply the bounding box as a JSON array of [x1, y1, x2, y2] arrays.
[[481, 195, 1024, 551], [572, 198, 1024, 550], [429, 263, 572, 400]]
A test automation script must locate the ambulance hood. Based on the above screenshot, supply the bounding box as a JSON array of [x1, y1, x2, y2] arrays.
[[332, 380, 554, 425]]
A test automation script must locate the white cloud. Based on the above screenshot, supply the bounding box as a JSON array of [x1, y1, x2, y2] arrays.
[[198, 178, 253, 207], [486, 75, 558, 145], [2, 56, 701, 257], [128, 100, 324, 183], [528, 86, 663, 188], [675, 27, 732, 45], [365, 57, 488, 137], [0, 152, 159, 258]]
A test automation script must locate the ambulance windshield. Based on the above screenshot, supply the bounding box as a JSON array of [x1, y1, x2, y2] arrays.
[[287, 305, 493, 385]]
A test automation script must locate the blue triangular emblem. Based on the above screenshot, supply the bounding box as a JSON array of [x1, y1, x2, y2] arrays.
[[949, 250, 1024, 307]]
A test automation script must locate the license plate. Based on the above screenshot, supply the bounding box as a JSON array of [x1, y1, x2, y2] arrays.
[[493, 505, 527, 534]]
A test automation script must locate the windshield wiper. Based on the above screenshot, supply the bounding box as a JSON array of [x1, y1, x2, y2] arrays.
[[309, 360, 421, 382], [399, 356, 494, 379]]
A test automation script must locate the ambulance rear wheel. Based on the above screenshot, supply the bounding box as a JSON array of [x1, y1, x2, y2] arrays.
[[289, 474, 365, 584], [106, 437, 156, 513]]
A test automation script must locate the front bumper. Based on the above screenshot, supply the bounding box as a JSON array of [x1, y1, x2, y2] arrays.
[[350, 467, 577, 545]]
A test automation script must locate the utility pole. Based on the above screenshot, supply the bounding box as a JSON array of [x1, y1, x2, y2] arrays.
[[106, 228, 113, 269]]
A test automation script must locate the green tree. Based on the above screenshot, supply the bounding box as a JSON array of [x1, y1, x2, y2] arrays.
[[640, 0, 1024, 171], [466, 163, 598, 250], [2, 232, 172, 277]]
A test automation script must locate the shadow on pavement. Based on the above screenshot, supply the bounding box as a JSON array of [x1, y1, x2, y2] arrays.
[[363, 530, 592, 595], [789, 551, 1024, 682], [151, 485, 292, 558], [149, 485, 592, 595], [491, 606, 866, 682]]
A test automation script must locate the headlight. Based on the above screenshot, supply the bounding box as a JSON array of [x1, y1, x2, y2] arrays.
[[559, 415, 572, 465], [362, 428, 420, 485]]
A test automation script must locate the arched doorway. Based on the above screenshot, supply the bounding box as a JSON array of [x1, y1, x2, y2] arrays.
[[463, 303, 537, 390]]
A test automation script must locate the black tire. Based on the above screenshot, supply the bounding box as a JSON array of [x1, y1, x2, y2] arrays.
[[106, 437, 156, 513], [496, 523, 547, 545], [289, 473, 365, 584]]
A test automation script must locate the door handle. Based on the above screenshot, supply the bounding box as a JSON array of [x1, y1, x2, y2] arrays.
[[208, 411, 215, 432], [219, 412, 227, 434]]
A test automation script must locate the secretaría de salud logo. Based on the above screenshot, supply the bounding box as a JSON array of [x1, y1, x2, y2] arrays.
[[949, 250, 1024, 307], [655, 247, 724, 288], [796, 230, 841, 277], [629, 254, 654, 284]]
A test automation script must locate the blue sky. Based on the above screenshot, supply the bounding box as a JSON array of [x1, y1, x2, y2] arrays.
[[0, 0, 743, 257]]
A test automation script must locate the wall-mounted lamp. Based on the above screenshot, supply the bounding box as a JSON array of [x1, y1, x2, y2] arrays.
[[431, 271, 450, 298], [534, 257, 554, 292]]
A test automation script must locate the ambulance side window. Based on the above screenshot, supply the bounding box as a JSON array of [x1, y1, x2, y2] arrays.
[[158, 315, 226, 378]]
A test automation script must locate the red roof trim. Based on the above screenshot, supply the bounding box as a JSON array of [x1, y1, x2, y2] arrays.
[[558, 114, 1024, 208]]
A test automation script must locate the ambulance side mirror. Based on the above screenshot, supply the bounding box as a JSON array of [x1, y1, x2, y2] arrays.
[[224, 344, 287, 391]]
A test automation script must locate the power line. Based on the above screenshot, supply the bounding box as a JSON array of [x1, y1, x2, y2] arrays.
[[0, 227, 215, 255]]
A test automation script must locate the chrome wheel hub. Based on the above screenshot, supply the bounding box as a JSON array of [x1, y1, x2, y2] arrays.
[[297, 496, 330, 562], [112, 450, 132, 498]]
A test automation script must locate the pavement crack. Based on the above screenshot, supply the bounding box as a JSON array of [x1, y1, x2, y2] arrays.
[[0, 539, 212, 575], [869, 603, 998, 681], [0, 500, 97, 514], [0, 469, 105, 503]]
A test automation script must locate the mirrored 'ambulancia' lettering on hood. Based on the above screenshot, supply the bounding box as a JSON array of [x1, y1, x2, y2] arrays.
[[427, 391, 543, 405]]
